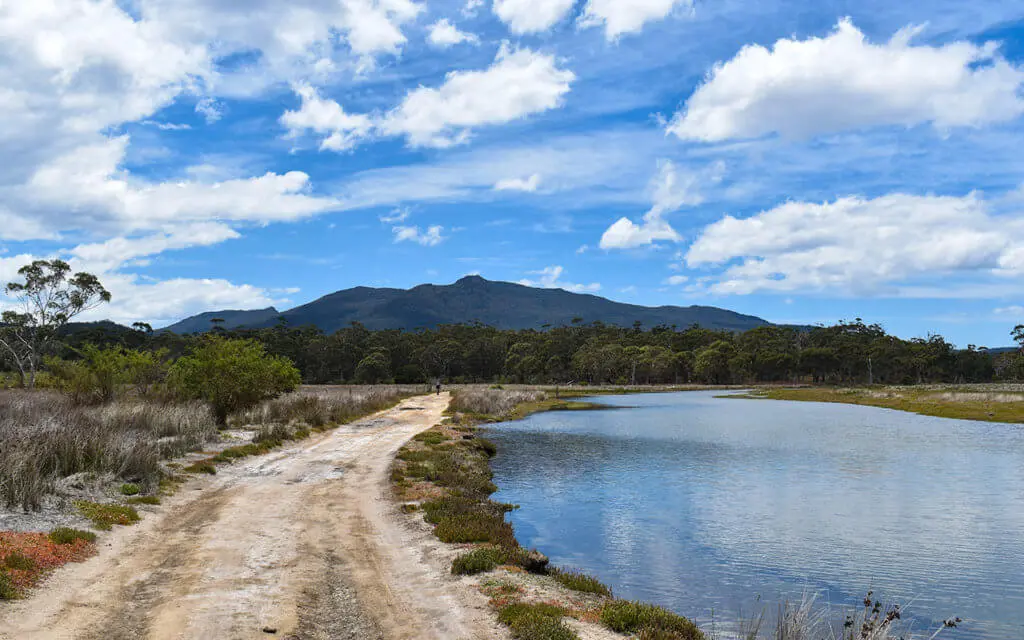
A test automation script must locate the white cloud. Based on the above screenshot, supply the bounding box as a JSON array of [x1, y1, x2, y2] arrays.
[[462, 0, 485, 17], [994, 306, 1024, 318], [495, 174, 542, 192], [141, 121, 193, 131], [281, 45, 574, 150], [686, 193, 1024, 295], [579, 0, 690, 39], [281, 84, 374, 151], [427, 19, 480, 48], [669, 18, 1024, 142], [492, 0, 577, 34], [393, 225, 446, 246], [195, 98, 224, 124], [382, 44, 575, 147], [68, 223, 241, 273], [379, 208, 410, 223], [664, 275, 689, 285], [519, 266, 601, 293], [600, 160, 721, 250]]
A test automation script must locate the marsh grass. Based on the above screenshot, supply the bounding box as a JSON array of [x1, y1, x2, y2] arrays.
[[550, 568, 613, 597], [498, 602, 580, 640], [232, 385, 419, 428], [711, 593, 965, 640], [601, 600, 704, 639], [0, 390, 217, 511], [758, 385, 1024, 423]]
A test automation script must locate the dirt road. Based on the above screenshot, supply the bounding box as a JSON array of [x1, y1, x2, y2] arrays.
[[0, 393, 506, 640]]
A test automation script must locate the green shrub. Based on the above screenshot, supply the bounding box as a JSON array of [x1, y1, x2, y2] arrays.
[[48, 527, 97, 545], [600, 601, 704, 640], [120, 483, 141, 496], [413, 431, 449, 446], [168, 336, 301, 425], [4, 552, 36, 571], [551, 568, 612, 597], [498, 603, 579, 640], [46, 344, 168, 405], [75, 501, 141, 531], [0, 570, 16, 600], [475, 438, 498, 457], [451, 547, 507, 575], [184, 461, 217, 475], [127, 496, 161, 505], [434, 513, 517, 547]]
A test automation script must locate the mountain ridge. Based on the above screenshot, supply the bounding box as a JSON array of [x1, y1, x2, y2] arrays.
[[161, 276, 772, 334]]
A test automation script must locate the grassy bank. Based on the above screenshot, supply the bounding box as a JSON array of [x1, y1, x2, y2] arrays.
[[392, 388, 706, 640], [744, 385, 1024, 423]]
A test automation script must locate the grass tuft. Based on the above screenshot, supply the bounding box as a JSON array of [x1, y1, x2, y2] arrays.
[[550, 568, 613, 597], [3, 551, 36, 572], [600, 600, 704, 640], [119, 483, 141, 496], [127, 495, 161, 506], [0, 570, 16, 600], [497, 602, 580, 640], [48, 528, 98, 545], [183, 460, 217, 475], [74, 500, 141, 531], [451, 547, 508, 575]]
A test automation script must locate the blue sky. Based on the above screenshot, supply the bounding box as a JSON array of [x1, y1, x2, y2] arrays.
[[2, 0, 1024, 346]]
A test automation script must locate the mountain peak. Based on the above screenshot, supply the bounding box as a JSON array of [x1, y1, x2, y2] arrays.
[[162, 278, 771, 333]]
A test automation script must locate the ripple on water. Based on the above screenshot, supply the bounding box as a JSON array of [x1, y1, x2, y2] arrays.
[[489, 391, 1024, 640]]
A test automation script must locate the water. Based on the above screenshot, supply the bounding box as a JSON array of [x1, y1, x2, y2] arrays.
[[487, 392, 1024, 639]]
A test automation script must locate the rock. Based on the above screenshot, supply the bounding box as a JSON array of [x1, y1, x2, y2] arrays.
[[262, 626, 277, 634], [519, 549, 549, 574]]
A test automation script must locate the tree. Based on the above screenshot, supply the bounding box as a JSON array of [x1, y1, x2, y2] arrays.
[[47, 344, 168, 404], [168, 336, 301, 425], [355, 350, 392, 384], [0, 260, 110, 388]]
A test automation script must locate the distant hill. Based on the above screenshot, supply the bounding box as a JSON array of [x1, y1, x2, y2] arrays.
[[161, 276, 771, 334], [163, 308, 281, 335]]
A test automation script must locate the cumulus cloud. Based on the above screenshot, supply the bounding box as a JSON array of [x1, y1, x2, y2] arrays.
[[495, 174, 542, 192], [462, 0, 485, 17], [382, 44, 575, 147], [393, 225, 446, 246], [519, 266, 601, 293], [580, 0, 690, 39], [600, 160, 721, 250], [492, 0, 577, 34], [281, 84, 374, 151], [427, 19, 480, 48], [669, 18, 1024, 142], [685, 193, 1024, 295], [290, 45, 575, 150], [68, 223, 241, 273]]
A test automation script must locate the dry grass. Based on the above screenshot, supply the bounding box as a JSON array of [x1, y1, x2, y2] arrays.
[[0, 390, 217, 511], [231, 385, 421, 428], [756, 385, 1024, 423]]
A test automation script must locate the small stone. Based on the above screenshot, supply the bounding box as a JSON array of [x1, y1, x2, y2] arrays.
[[519, 550, 550, 574], [262, 627, 277, 634]]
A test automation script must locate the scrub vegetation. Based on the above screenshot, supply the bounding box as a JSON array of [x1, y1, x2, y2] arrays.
[[747, 384, 1024, 422]]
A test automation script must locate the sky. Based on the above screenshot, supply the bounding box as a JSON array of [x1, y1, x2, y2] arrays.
[[2, 0, 1024, 347]]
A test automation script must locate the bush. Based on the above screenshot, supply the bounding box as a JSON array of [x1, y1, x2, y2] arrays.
[[48, 528, 97, 545], [600, 601, 704, 640], [46, 344, 168, 405], [550, 568, 612, 597], [3, 551, 36, 571], [498, 603, 579, 640], [0, 570, 16, 600], [120, 483, 141, 496], [127, 496, 161, 505], [75, 501, 141, 531], [184, 460, 217, 475], [168, 336, 301, 425], [451, 547, 507, 575]]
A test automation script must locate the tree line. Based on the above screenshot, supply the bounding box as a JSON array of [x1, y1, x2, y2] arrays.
[[61, 315, 1020, 386], [5, 260, 1022, 388]]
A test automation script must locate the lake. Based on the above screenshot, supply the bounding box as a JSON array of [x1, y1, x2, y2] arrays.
[[487, 391, 1024, 639]]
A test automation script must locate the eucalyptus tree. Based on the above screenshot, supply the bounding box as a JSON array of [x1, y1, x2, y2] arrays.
[[0, 260, 110, 388]]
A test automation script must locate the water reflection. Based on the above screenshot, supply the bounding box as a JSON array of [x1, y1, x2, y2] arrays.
[[488, 392, 1024, 639]]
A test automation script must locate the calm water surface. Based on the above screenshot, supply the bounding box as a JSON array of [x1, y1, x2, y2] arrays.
[[488, 392, 1024, 639]]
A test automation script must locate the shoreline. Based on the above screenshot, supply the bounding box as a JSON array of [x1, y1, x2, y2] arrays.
[[391, 388, 707, 640]]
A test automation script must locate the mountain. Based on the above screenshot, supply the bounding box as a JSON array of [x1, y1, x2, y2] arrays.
[[161, 277, 771, 334], [163, 308, 281, 335]]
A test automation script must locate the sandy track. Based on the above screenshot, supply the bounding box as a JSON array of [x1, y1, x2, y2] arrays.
[[0, 393, 505, 640]]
